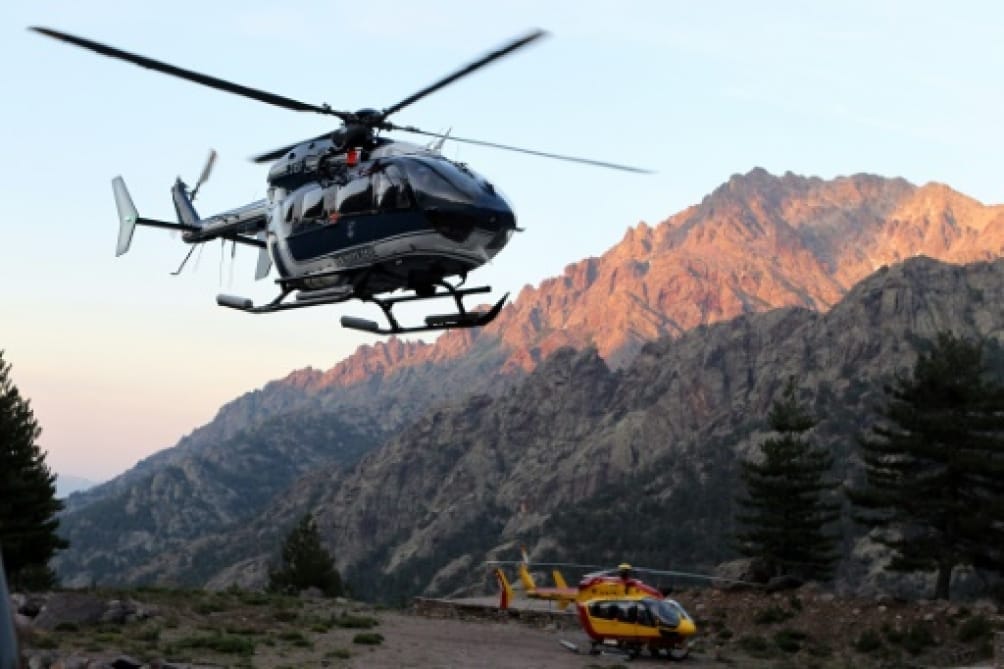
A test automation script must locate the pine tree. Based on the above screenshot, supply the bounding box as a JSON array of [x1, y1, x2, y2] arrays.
[[0, 350, 68, 590], [268, 514, 342, 597], [848, 332, 1004, 600], [735, 379, 839, 581]]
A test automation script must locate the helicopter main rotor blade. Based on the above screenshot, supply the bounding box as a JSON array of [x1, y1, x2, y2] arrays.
[[392, 124, 654, 174], [380, 29, 548, 120], [30, 27, 353, 121], [250, 131, 336, 164]]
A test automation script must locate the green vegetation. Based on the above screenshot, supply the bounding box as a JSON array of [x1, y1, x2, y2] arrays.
[[352, 632, 384, 645], [736, 378, 839, 581], [0, 350, 68, 589], [276, 630, 312, 647], [268, 514, 343, 597], [332, 613, 380, 629], [849, 332, 1004, 599], [167, 632, 256, 656]]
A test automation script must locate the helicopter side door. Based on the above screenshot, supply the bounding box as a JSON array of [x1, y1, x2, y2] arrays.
[[284, 163, 417, 264]]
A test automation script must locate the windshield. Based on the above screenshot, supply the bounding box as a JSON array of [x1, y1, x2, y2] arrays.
[[651, 599, 682, 626], [401, 157, 483, 205]]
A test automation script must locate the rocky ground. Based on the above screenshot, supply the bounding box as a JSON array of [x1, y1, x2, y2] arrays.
[[10, 585, 1003, 668]]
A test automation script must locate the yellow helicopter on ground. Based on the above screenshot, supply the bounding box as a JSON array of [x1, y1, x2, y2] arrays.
[[572, 595, 696, 660], [493, 560, 697, 660], [489, 548, 757, 661]]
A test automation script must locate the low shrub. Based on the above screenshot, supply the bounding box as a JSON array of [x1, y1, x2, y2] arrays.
[[333, 613, 379, 629], [170, 632, 255, 656], [753, 606, 793, 625], [853, 629, 883, 653], [900, 624, 935, 655], [737, 634, 772, 657], [957, 615, 992, 643], [773, 628, 808, 653]]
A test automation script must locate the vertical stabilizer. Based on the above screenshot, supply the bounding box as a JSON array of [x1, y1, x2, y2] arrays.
[[112, 176, 138, 256], [494, 568, 514, 610], [518, 562, 537, 593]]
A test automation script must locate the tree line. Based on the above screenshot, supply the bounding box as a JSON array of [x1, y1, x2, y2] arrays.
[[736, 332, 1004, 600]]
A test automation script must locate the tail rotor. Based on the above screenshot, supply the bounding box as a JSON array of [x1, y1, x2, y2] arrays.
[[190, 148, 217, 202]]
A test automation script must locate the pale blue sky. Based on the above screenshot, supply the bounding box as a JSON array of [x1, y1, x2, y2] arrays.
[[2, 1, 1003, 480]]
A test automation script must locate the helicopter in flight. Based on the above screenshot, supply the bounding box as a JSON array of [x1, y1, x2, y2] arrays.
[[32, 26, 649, 335]]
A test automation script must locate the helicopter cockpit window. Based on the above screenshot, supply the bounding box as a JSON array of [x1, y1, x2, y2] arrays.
[[402, 158, 479, 205], [373, 164, 412, 210], [651, 599, 681, 627], [335, 176, 374, 215]]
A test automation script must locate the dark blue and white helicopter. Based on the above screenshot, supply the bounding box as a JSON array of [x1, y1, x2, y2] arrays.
[[32, 27, 647, 334]]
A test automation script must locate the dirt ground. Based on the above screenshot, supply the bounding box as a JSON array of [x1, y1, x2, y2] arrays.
[[343, 611, 727, 668]]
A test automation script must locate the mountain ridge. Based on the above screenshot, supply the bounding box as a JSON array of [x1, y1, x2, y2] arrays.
[[55, 168, 1004, 588], [132, 255, 1004, 599]]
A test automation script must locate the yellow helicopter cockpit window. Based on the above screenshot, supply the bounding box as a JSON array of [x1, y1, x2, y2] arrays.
[[649, 598, 690, 627]]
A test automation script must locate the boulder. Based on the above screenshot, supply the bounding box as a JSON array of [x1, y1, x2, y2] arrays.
[[15, 593, 47, 617], [110, 655, 143, 669], [714, 558, 770, 589], [32, 593, 106, 630]]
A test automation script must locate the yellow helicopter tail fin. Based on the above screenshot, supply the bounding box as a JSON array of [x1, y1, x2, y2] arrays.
[[552, 570, 572, 609], [518, 561, 537, 593], [493, 568, 514, 610]]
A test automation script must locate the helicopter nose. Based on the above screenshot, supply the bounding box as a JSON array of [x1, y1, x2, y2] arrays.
[[677, 617, 697, 637]]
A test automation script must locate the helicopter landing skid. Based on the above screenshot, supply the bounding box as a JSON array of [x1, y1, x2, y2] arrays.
[[217, 283, 507, 334], [216, 285, 354, 314], [342, 284, 508, 335]]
